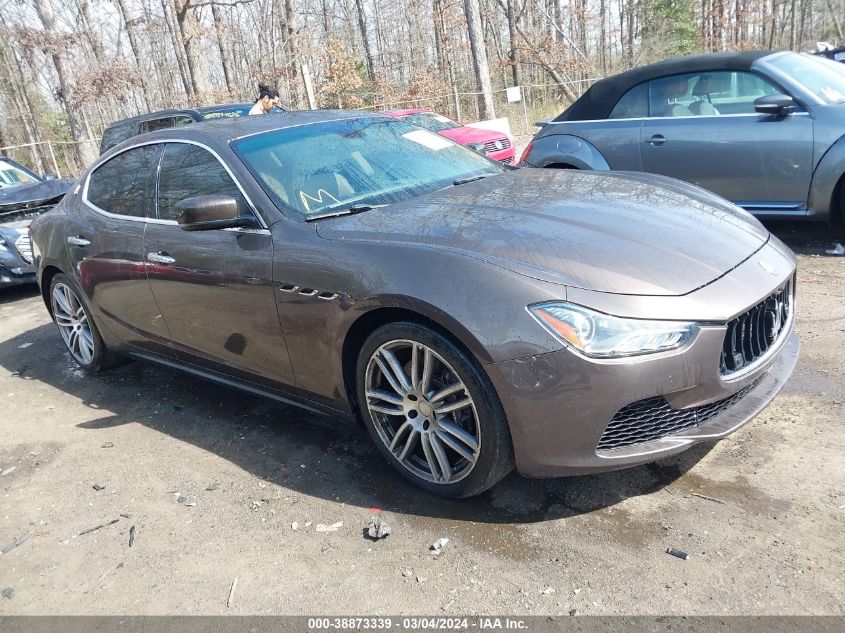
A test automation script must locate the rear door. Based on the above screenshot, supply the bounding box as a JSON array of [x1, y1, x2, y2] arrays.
[[74, 144, 171, 349], [639, 71, 813, 210], [143, 141, 295, 387]]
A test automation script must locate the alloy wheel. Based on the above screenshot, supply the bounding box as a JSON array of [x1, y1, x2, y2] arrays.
[[364, 339, 481, 484], [51, 282, 95, 365]]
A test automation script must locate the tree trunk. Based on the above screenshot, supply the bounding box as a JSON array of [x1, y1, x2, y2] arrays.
[[506, 0, 520, 86], [0, 36, 46, 172], [463, 0, 496, 119], [160, 0, 193, 99], [211, 4, 236, 96], [172, 0, 212, 100], [355, 0, 377, 84], [32, 0, 97, 168], [115, 0, 153, 110]]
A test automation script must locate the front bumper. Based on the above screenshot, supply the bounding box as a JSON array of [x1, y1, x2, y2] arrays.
[[488, 325, 800, 478], [0, 253, 36, 288]]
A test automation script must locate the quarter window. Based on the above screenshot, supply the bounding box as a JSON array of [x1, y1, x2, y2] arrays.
[[156, 143, 248, 222], [140, 117, 175, 134], [609, 83, 649, 119], [87, 145, 158, 218]]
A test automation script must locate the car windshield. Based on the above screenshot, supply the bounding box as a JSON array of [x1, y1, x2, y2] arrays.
[[766, 53, 845, 104], [0, 160, 39, 189], [233, 117, 501, 218], [399, 112, 461, 133]]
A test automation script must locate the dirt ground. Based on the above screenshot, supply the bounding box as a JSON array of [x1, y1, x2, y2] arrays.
[[0, 222, 843, 616]]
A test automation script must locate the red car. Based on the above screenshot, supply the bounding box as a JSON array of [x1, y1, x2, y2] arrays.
[[383, 109, 516, 165]]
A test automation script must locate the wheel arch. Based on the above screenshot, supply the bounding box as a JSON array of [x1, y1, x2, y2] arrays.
[[40, 264, 64, 316], [808, 135, 845, 221], [523, 132, 610, 170], [340, 302, 493, 421]]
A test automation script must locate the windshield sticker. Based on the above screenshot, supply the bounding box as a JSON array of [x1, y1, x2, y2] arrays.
[[402, 130, 452, 151], [300, 189, 340, 213], [203, 112, 241, 120], [433, 115, 452, 123]]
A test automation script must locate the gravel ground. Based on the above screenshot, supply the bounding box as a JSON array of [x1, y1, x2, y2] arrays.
[[0, 222, 842, 616]]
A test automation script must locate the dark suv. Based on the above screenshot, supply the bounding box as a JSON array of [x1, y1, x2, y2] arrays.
[[99, 103, 286, 154]]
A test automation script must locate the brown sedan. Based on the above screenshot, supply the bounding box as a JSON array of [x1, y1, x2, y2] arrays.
[[29, 112, 799, 497]]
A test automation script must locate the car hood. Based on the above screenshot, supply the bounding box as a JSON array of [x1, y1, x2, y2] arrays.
[[0, 178, 74, 212], [315, 169, 769, 296], [439, 126, 506, 144]]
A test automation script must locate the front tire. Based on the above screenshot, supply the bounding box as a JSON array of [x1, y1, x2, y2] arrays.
[[355, 322, 513, 498], [49, 274, 120, 372]]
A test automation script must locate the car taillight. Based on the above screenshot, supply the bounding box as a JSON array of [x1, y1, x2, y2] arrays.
[[519, 142, 534, 164]]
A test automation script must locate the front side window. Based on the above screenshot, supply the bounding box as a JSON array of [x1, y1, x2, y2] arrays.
[[0, 159, 39, 188], [173, 116, 195, 127], [157, 143, 248, 222], [87, 145, 158, 217], [609, 83, 649, 119], [647, 71, 785, 117], [233, 118, 501, 219]]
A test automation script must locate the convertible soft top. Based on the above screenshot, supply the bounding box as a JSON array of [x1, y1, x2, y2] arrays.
[[556, 51, 777, 122]]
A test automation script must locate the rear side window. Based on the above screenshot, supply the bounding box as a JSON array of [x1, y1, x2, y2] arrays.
[[156, 143, 248, 222], [609, 83, 649, 119], [100, 122, 138, 154], [87, 145, 158, 218]]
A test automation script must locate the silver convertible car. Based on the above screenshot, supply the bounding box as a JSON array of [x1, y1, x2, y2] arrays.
[[30, 112, 799, 497], [521, 51, 845, 223]]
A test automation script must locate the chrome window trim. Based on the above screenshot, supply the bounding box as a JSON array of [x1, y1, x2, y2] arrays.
[[82, 138, 267, 229], [552, 111, 811, 125]]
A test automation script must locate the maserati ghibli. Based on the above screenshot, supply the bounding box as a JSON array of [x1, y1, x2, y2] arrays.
[[30, 111, 799, 497]]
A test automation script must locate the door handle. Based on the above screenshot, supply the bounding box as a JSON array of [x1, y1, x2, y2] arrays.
[[147, 251, 175, 265], [645, 134, 667, 146], [67, 236, 91, 247]]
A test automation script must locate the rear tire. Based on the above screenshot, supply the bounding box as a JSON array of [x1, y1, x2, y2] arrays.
[[355, 321, 513, 498], [49, 273, 122, 373]]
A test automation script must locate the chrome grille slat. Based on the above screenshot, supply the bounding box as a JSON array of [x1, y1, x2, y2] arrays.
[[482, 138, 511, 153], [720, 279, 792, 376]]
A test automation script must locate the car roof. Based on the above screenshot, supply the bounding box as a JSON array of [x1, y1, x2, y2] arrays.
[[102, 109, 384, 157], [103, 102, 257, 130], [557, 50, 779, 122]]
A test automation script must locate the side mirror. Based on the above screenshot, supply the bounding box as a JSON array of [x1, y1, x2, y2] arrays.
[[175, 195, 255, 231], [42, 173, 58, 181], [754, 94, 795, 116]]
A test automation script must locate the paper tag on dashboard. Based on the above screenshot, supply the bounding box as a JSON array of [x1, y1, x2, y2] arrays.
[[402, 130, 452, 151]]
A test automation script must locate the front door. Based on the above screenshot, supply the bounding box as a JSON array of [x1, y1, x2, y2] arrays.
[[639, 70, 813, 211], [143, 141, 295, 387]]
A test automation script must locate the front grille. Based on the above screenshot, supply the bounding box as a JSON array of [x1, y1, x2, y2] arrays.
[[483, 137, 511, 153], [597, 376, 763, 452], [720, 280, 792, 375], [14, 234, 33, 264], [500, 158, 512, 166]]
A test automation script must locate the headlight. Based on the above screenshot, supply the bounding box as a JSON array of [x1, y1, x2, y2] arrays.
[[528, 302, 696, 358], [467, 142, 486, 153]]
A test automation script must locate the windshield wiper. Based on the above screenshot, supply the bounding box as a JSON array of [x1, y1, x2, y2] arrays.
[[305, 204, 385, 222], [451, 175, 490, 186]]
